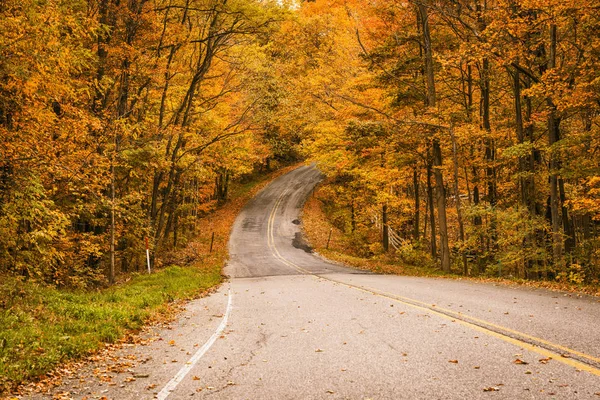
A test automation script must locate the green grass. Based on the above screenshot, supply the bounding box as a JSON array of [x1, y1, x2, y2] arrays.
[[0, 163, 301, 394], [0, 264, 222, 393]]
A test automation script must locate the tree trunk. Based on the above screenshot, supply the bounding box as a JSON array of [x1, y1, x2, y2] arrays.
[[426, 157, 437, 257], [433, 140, 451, 272], [451, 127, 467, 275], [418, 3, 436, 108], [413, 168, 420, 241], [382, 204, 389, 252], [547, 24, 563, 266], [419, 1, 450, 272], [351, 202, 356, 233]]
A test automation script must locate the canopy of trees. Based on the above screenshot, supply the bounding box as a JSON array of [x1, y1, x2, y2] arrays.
[[271, 0, 600, 282], [0, 0, 294, 286], [2, 0, 600, 286]]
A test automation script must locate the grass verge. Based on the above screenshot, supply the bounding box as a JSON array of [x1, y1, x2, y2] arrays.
[[0, 266, 221, 393], [302, 185, 600, 297], [0, 164, 299, 395]]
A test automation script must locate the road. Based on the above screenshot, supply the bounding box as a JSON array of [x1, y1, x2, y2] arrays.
[[27, 165, 600, 399]]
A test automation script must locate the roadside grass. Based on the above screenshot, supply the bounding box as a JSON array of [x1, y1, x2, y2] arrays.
[[0, 266, 221, 393], [302, 186, 600, 297], [0, 163, 300, 395]]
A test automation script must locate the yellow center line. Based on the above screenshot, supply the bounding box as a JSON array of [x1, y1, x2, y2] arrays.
[[267, 189, 312, 275], [266, 187, 600, 377]]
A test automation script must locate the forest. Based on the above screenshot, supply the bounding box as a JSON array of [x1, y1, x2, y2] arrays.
[[1, 0, 600, 287]]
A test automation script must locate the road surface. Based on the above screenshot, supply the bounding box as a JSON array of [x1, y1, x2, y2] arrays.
[[26, 165, 600, 399]]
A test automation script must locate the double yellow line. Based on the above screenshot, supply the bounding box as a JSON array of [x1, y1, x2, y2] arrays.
[[266, 188, 600, 377], [267, 189, 312, 275]]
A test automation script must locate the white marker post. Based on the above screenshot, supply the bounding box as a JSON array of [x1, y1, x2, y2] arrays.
[[145, 237, 151, 274]]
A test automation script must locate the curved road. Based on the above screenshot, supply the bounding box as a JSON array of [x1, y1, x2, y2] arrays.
[[27, 165, 600, 399]]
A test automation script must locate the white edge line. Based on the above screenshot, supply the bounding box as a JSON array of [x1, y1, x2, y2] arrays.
[[156, 287, 233, 400]]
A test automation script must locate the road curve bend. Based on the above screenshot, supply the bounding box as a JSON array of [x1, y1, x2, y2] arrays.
[[25, 165, 600, 400], [226, 164, 362, 278]]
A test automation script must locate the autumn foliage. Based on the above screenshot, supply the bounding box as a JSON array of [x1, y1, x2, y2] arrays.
[[275, 0, 600, 282], [0, 0, 294, 286], [1, 0, 600, 286]]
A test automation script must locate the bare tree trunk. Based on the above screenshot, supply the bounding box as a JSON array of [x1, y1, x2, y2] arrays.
[[110, 145, 116, 284], [433, 141, 451, 272], [419, 3, 436, 108], [419, 1, 450, 272], [451, 127, 467, 274], [413, 168, 420, 241], [426, 156, 437, 257], [547, 24, 563, 266]]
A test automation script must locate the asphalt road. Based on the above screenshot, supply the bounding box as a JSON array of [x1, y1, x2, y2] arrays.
[[26, 165, 600, 399]]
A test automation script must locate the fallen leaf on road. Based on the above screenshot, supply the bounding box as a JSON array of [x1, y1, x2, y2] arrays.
[[539, 357, 552, 364], [449, 360, 458, 364], [513, 359, 529, 365], [169, 340, 176, 346], [146, 384, 157, 390], [315, 349, 324, 353], [483, 387, 500, 392], [193, 376, 201, 381], [561, 353, 571, 358], [134, 373, 149, 378], [326, 390, 335, 394]]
